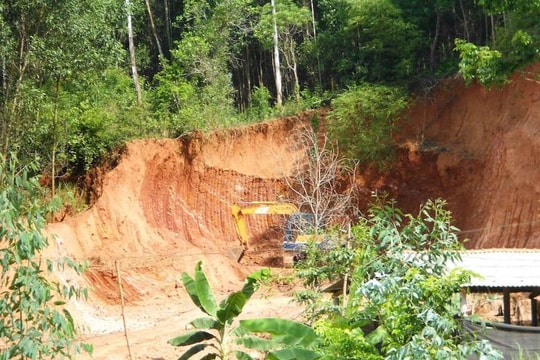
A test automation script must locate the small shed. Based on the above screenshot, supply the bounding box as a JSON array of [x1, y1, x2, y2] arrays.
[[449, 249, 540, 326]]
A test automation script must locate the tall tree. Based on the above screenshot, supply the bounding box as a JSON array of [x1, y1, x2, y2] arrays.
[[126, 0, 143, 105], [271, 0, 283, 106], [308, 0, 322, 86], [255, 0, 310, 103], [151, 0, 255, 130], [0, 0, 123, 175], [345, 0, 419, 83], [144, 0, 164, 59], [163, 0, 173, 52]]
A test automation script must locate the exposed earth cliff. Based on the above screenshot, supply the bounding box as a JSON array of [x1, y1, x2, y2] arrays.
[[400, 64, 539, 249]]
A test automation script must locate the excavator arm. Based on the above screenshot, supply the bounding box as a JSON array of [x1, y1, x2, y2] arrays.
[[231, 202, 300, 251]]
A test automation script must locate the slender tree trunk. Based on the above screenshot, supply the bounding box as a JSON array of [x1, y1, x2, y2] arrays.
[[126, 0, 142, 105], [341, 225, 351, 310], [244, 45, 252, 110], [310, 0, 322, 86], [284, 34, 300, 101], [247, 47, 252, 107], [258, 47, 264, 87], [490, 15, 495, 45], [1, 56, 7, 152], [458, 0, 470, 41], [51, 76, 61, 196], [4, 43, 29, 154], [429, 10, 441, 71], [164, 0, 173, 53], [2, 16, 29, 153], [292, 55, 300, 102], [271, 0, 283, 106], [144, 0, 164, 59], [484, 14, 489, 44], [1, 57, 5, 97]]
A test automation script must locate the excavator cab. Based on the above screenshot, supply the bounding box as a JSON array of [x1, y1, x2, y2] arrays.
[[283, 213, 317, 251]]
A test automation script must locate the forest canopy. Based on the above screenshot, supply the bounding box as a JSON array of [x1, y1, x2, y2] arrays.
[[0, 0, 539, 182]]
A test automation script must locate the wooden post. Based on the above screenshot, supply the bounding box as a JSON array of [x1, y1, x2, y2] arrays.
[[116, 260, 133, 360], [531, 296, 538, 327], [503, 288, 511, 324], [460, 288, 468, 316], [341, 224, 351, 310]]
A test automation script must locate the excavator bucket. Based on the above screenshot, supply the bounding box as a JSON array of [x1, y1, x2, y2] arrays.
[[229, 245, 246, 263]]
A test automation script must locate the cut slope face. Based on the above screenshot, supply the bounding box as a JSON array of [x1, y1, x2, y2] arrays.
[[401, 64, 540, 248], [45, 66, 540, 311], [46, 113, 315, 305]]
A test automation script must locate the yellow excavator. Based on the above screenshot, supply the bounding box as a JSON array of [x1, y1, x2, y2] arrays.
[[231, 201, 320, 262]]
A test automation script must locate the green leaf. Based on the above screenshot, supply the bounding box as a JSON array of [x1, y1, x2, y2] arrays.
[[268, 348, 321, 360], [242, 268, 271, 297], [169, 330, 216, 346], [217, 291, 247, 324], [201, 355, 218, 360], [194, 261, 218, 317], [239, 318, 319, 348], [236, 335, 277, 351], [234, 350, 256, 360], [177, 343, 214, 360], [81, 342, 94, 354], [216, 268, 269, 323], [182, 272, 202, 310], [366, 325, 387, 345], [191, 317, 221, 330]]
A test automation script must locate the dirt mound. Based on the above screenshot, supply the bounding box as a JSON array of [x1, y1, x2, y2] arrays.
[[45, 66, 539, 332]]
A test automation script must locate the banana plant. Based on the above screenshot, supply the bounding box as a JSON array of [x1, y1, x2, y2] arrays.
[[234, 318, 321, 360], [169, 261, 321, 360]]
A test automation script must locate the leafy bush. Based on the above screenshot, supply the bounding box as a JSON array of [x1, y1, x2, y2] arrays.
[[314, 318, 382, 360], [295, 196, 503, 359], [58, 69, 151, 173], [248, 86, 273, 120], [492, 10, 540, 72], [0, 154, 91, 359], [454, 39, 507, 87], [327, 84, 409, 168]]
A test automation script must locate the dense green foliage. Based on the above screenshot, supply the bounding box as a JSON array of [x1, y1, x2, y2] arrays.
[[454, 1, 540, 84], [1, 0, 539, 178], [323, 0, 419, 84], [327, 84, 409, 167], [454, 39, 506, 87], [294, 197, 503, 359], [0, 0, 125, 173], [0, 155, 90, 359]]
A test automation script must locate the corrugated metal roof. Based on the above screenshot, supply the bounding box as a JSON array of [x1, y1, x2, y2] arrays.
[[449, 249, 540, 289]]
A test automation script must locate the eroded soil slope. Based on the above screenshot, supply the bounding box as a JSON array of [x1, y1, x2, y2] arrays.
[[399, 64, 540, 248], [46, 114, 316, 309], [46, 65, 539, 323]]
